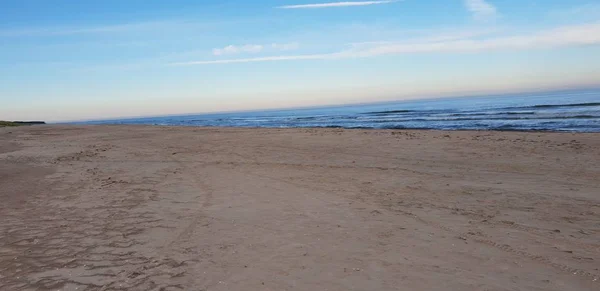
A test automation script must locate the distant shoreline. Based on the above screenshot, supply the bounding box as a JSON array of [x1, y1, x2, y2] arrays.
[[60, 123, 599, 133], [6, 124, 598, 135], [0, 121, 45, 127]]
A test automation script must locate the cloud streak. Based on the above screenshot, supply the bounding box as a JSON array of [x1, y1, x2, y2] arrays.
[[173, 23, 600, 66], [212, 42, 300, 56], [213, 44, 264, 56], [277, 1, 397, 9], [464, 0, 498, 21], [271, 42, 300, 51], [174, 54, 330, 65]]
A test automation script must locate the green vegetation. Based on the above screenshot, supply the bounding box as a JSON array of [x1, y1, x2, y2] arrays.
[[0, 121, 46, 127], [0, 121, 22, 127]]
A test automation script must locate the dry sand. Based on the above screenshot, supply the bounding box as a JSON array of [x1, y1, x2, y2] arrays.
[[0, 125, 599, 290]]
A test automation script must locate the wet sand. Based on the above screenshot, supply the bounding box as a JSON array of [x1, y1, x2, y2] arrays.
[[0, 125, 599, 290]]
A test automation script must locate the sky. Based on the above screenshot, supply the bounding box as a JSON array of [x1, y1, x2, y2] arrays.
[[1, 0, 600, 122]]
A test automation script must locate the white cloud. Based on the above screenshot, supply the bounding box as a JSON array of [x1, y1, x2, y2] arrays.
[[213, 43, 300, 56], [174, 54, 330, 65], [213, 44, 264, 56], [348, 28, 500, 48], [174, 22, 600, 65], [271, 42, 300, 51], [277, 1, 397, 9], [464, 0, 498, 21]]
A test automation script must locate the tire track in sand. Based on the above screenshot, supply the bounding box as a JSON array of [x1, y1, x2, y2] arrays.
[[98, 141, 215, 291]]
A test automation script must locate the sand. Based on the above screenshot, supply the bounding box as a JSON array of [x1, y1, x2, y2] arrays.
[[0, 125, 599, 290]]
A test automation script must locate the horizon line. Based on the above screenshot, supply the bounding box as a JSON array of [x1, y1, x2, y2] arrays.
[[55, 85, 600, 124]]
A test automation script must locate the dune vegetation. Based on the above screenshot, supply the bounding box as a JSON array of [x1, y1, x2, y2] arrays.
[[0, 121, 45, 127]]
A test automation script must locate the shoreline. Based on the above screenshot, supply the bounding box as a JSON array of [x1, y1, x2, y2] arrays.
[[45, 123, 600, 134]]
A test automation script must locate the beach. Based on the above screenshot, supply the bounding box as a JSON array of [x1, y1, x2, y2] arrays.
[[1, 125, 599, 290]]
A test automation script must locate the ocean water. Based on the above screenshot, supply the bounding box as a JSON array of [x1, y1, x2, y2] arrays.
[[80, 89, 600, 132]]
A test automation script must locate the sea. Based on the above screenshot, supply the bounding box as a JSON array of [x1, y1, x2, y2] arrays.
[[79, 88, 600, 132]]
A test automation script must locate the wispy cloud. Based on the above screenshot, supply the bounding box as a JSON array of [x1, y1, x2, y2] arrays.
[[213, 42, 300, 56], [174, 54, 330, 65], [173, 22, 600, 66], [464, 0, 498, 21], [277, 1, 397, 9], [271, 42, 300, 51], [348, 28, 500, 48], [213, 44, 264, 56]]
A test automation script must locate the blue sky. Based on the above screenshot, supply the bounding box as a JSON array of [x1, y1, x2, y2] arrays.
[[2, 0, 600, 121]]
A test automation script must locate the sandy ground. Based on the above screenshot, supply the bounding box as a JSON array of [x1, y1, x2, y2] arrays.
[[0, 125, 599, 291]]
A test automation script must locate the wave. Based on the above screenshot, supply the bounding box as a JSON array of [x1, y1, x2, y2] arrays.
[[487, 125, 541, 132], [450, 115, 599, 121], [505, 102, 600, 110], [448, 111, 536, 117], [363, 110, 415, 115], [504, 111, 536, 115], [364, 115, 599, 123], [532, 102, 600, 108]]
